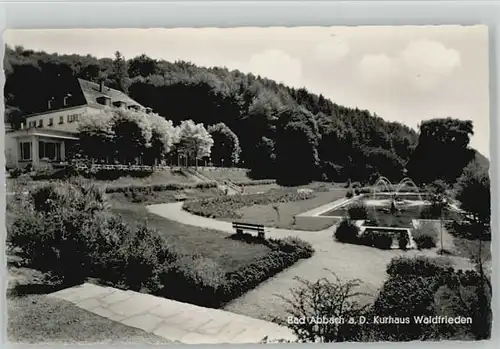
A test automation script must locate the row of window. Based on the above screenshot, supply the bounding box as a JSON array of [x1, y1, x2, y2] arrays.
[[27, 113, 81, 129], [19, 141, 62, 161]]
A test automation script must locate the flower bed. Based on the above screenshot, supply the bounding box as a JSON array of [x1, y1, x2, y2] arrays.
[[183, 188, 315, 220], [105, 181, 217, 193]]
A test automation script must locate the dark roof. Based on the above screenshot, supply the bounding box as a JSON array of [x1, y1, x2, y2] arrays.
[[77, 79, 144, 109]]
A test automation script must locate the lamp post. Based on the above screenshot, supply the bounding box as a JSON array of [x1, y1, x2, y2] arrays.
[[439, 197, 447, 254]]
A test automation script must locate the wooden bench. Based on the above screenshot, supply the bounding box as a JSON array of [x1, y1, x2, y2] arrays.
[[174, 194, 188, 202], [232, 222, 265, 238]]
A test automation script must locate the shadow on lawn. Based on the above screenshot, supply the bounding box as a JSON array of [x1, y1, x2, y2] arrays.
[[7, 283, 69, 298]]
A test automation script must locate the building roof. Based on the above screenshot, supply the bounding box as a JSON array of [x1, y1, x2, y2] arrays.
[[22, 78, 146, 119], [77, 79, 144, 109], [8, 128, 79, 140]]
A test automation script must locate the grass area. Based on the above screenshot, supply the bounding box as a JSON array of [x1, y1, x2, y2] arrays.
[[197, 168, 254, 182], [236, 188, 347, 230], [8, 295, 170, 344], [241, 183, 280, 194], [110, 200, 271, 274]]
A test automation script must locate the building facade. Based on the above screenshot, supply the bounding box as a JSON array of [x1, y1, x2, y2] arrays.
[[5, 78, 150, 170]]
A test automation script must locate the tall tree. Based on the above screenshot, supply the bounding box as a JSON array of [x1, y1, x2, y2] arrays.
[[407, 118, 475, 184], [175, 120, 214, 166], [111, 51, 130, 92], [77, 110, 115, 163], [274, 107, 320, 185], [451, 160, 491, 339], [207, 123, 241, 166]]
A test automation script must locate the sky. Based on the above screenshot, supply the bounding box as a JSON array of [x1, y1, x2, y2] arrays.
[[4, 26, 490, 157]]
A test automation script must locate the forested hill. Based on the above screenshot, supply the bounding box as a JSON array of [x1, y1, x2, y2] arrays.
[[4, 46, 430, 183]]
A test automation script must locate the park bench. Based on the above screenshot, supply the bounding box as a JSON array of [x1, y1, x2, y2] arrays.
[[174, 194, 188, 201], [232, 222, 265, 238]]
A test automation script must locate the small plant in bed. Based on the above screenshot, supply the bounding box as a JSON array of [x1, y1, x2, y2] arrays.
[[412, 222, 438, 249]]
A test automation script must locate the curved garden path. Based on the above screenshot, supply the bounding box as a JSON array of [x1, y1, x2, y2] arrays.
[[147, 203, 475, 322]]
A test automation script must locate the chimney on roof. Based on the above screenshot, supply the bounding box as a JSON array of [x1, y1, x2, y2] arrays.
[[48, 97, 55, 110], [99, 81, 104, 93]]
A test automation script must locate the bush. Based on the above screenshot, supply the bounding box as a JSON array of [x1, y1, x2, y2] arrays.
[[358, 187, 371, 194], [7, 180, 176, 289], [233, 179, 277, 186], [280, 272, 368, 343], [334, 219, 360, 243], [359, 230, 393, 250], [9, 168, 22, 178], [352, 182, 361, 189], [412, 222, 439, 249], [105, 181, 217, 193], [398, 231, 410, 250], [414, 235, 437, 249], [347, 202, 368, 220], [386, 256, 452, 278], [345, 190, 354, 198], [354, 188, 360, 195]]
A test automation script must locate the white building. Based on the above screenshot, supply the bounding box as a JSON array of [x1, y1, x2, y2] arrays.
[[5, 78, 151, 170]]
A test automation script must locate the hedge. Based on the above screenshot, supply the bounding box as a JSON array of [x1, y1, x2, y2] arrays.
[[232, 179, 277, 187], [105, 181, 218, 193]]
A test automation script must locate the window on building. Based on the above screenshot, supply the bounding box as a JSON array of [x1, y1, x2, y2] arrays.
[[20, 142, 31, 160], [29, 121, 36, 128], [38, 119, 43, 127], [39, 141, 61, 161], [59, 116, 64, 124], [48, 118, 54, 126]]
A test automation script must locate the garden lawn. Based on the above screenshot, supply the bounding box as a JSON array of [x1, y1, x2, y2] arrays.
[[236, 188, 347, 230], [197, 168, 255, 182], [110, 201, 271, 273]]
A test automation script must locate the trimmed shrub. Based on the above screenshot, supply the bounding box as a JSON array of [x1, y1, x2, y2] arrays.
[[345, 190, 354, 198], [386, 256, 452, 278], [414, 235, 437, 249], [105, 181, 217, 193], [360, 230, 393, 250], [412, 222, 439, 249], [334, 219, 360, 243], [398, 231, 410, 250], [233, 179, 277, 186], [347, 202, 368, 220]]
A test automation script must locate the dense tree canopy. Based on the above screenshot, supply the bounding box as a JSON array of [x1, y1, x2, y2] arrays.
[[407, 118, 476, 185], [207, 122, 241, 166], [5, 45, 487, 184]]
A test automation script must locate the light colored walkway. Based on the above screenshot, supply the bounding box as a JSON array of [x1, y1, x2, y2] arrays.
[[296, 196, 356, 217], [49, 283, 296, 344], [146, 203, 475, 322]]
